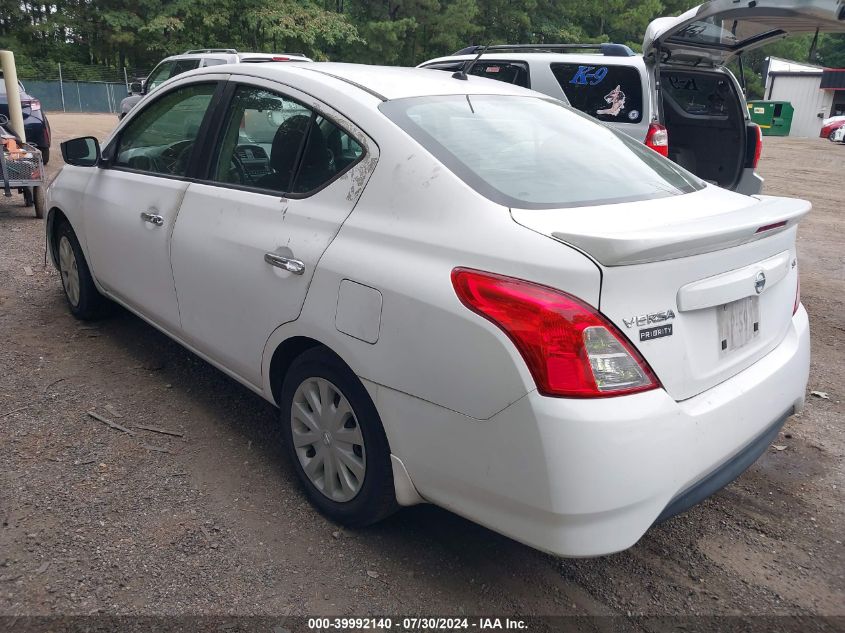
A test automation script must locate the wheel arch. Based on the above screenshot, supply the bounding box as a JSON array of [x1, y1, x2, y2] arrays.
[[46, 206, 70, 267], [267, 335, 329, 407]]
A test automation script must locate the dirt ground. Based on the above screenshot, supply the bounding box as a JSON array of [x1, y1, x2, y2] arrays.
[[0, 114, 842, 622]]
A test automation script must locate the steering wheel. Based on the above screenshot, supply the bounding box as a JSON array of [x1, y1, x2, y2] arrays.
[[228, 153, 249, 185], [159, 140, 195, 174]]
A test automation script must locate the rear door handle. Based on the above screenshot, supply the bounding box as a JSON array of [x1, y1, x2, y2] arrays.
[[140, 211, 164, 226], [264, 252, 306, 275]]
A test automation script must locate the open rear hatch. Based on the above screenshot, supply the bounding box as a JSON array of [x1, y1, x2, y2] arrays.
[[643, 0, 845, 65], [512, 186, 809, 401]]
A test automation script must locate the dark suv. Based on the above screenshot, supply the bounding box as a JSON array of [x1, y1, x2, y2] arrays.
[[0, 74, 51, 164]]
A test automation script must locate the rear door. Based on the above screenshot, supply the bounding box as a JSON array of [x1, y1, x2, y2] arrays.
[[644, 0, 845, 65], [169, 78, 378, 386]]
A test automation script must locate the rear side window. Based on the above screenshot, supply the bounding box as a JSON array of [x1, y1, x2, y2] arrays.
[[550, 63, 643, 123], [662, 71, 736, 117], [380, 95, 702, 210], [424, 61, 530, 88]]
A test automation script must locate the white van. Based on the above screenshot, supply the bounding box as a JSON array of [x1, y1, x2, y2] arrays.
[[420, 0, 845, 195]]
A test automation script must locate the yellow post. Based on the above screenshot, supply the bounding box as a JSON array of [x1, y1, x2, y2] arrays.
[[0, 50, 26, 142]]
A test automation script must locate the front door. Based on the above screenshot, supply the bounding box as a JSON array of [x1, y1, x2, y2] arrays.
[[83, 80, 219, 331], [170, 80, 378, 385]]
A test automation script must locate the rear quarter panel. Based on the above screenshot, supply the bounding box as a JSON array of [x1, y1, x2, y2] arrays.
[[263, 123, 602, 421]]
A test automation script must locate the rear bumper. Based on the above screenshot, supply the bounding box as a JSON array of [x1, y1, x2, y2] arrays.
[[377, 306, 810, 557]]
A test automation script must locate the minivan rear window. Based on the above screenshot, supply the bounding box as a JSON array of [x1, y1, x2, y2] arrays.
[[380, 95, 702, 209], [550, 63, 643, 123]]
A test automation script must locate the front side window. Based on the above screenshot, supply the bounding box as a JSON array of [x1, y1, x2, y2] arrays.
[[550, 63, 643, 124], [146, 61, 175, 91], [211, 85, 363, 195], [380, 95, 702, 209], [114, 83, 216, 177]]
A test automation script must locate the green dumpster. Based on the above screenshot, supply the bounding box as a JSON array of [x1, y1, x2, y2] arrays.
[[747, 100, 794, 136]]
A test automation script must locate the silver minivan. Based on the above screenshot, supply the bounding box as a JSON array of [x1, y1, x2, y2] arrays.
[[420, 0, 845, 195]]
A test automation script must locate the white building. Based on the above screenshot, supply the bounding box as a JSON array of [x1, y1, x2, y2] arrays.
[[762, 56, 845, 138]]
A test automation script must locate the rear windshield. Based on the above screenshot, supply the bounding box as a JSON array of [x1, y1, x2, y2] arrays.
[[380, 95, 703, 209], [550, 63, 643, 123]]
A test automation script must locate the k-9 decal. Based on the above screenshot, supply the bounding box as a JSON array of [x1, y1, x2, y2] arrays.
[[569, 65, 608, 86]]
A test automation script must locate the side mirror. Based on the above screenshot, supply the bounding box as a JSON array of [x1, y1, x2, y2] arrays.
[[61, 136, 100, 167], [128, 81, 142, 95]]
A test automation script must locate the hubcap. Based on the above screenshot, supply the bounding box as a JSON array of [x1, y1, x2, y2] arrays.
[[58, 236, 80, 307], [291, 377, 366, 502]]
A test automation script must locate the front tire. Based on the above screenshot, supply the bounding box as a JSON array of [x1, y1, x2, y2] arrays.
[[55, 221, 107, 319], [280, 347, 397, 527]]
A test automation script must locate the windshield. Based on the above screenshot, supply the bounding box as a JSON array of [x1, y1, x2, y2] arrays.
[[380, 95, 703, 209]]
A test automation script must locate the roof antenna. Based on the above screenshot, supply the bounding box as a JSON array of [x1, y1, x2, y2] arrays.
[[453, 44, 489, 80]]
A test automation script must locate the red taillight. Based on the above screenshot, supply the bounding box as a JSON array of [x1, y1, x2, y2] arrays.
[[645, 122, 669, 157], [751, 123, 763, 168], [272, 56, 291, 61], [451, 268, 661, 398]]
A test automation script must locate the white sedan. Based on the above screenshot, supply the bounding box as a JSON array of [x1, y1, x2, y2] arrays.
[[47, 62, 809, 557]]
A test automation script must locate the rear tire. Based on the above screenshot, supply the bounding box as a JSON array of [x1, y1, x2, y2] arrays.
[[55, 221, 107, 320], [33, 186, 45, 219], [280, 346, 398, 527], [40, 146, 50, 165]]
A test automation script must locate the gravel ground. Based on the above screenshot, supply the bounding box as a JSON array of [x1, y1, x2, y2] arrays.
[[0, 114, 843, 621]]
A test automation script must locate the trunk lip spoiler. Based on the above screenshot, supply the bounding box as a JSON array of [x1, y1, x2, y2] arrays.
[[539, 195, 810, 267]]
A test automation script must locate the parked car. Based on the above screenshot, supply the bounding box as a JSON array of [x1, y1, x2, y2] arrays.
[[820, 114, 845, 140], [119, 48, 313, 118], [0, 72, 51, 163], [49, 62, 809, 557], [420, 0, 845, 195]]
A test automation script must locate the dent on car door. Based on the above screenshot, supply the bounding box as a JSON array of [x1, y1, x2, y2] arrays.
[[170, 81, 379, 386], [82, 81, 219, 331]]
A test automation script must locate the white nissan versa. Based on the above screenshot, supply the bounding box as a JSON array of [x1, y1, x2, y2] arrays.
[[47, 62, 809, 557]]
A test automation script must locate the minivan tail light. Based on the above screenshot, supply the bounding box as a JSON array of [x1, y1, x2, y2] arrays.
[[645, 122, 669, 157], [451, 268, 660, 398]]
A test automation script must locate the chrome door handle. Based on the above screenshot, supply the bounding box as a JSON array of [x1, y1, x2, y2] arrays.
[[140, 212, 164, 226], [264, 252, 306, 275]]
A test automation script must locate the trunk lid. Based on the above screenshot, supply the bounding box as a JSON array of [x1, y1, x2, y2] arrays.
[[511, 186, 809, 400], [643, 0, 845, 66]]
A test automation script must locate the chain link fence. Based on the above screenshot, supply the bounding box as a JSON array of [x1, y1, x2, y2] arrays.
[[16, 64, 150, 114]]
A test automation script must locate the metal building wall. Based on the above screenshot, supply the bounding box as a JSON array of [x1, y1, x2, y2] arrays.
[[767, 74, 833, 138]]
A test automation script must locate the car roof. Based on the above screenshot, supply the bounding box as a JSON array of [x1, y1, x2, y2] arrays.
[[422, 52, 647, 68], [196, 62, 541, 101]]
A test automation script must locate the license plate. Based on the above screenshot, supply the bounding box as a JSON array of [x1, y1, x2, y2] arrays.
[[718, 296, 760, 355]]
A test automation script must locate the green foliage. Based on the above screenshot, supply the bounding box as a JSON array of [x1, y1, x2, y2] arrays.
[[0, 0, 843, 86]]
